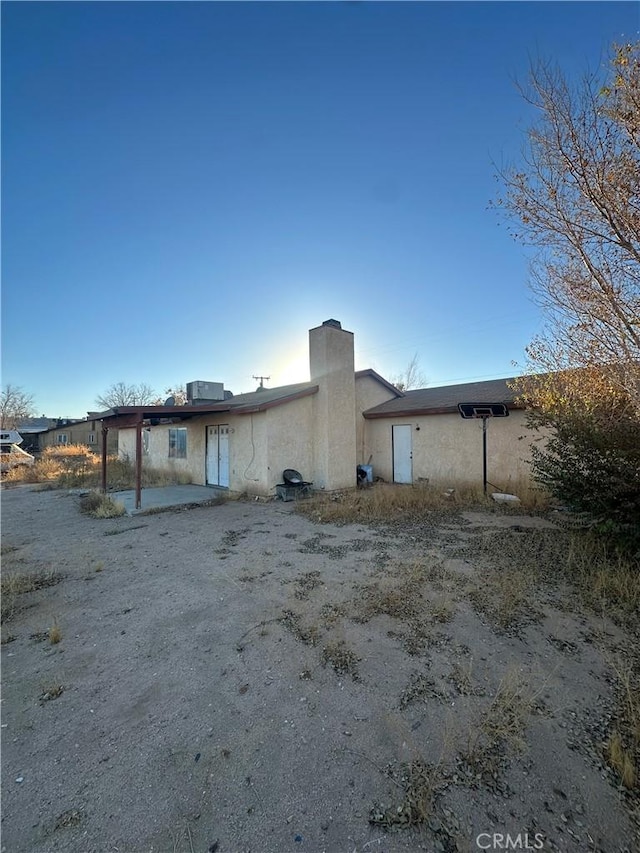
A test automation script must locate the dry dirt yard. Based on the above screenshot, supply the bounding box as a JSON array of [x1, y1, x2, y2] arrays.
[[1, 485, 638, 853]]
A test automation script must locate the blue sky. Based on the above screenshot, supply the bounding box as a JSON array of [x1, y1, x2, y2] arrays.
[[2, 2, 637, 417]]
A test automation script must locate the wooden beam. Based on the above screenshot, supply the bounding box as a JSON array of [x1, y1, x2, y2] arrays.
[[135, 419, 143, 510]]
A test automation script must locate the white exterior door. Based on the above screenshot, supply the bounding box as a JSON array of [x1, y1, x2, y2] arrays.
[[206, 425, 230, 488], [218, 425, 230, 488], [392, 424, 412, 484]]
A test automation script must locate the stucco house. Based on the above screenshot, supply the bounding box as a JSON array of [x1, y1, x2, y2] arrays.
[[38, 416, 118, 455], [105, 320, 537, 498]]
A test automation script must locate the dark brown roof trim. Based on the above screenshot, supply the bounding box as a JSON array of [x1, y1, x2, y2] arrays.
[[98, 386, 319, 426], [363, 401, 524, 419], [219, 384, 319, 414]]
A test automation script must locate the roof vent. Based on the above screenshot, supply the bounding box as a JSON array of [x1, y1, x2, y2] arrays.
[[322, 319, 342, 329]]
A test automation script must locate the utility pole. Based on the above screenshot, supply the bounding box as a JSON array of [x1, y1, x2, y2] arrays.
[[253, 375, 270, 389]]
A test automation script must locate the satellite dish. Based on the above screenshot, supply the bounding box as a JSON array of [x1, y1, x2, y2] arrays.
[[164, 396, 175, 407]]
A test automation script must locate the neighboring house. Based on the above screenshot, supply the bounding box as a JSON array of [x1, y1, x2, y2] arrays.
[[14, 417, 58, 453], [38, 416, 118, 455], [106, 320, 539, 497]]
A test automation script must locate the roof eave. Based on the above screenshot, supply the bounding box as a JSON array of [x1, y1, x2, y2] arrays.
[[363, 402, 524, 419], [232, 384, 319, 413]]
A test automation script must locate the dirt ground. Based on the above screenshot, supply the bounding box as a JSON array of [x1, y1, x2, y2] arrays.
[[1, 485, 638, 853]]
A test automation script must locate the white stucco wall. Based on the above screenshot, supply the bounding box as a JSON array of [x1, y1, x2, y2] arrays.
[[364, 409, 538, 490]]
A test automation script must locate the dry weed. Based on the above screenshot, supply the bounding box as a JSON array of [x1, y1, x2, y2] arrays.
[[1, 570, 63, 623], [321, 640, 361, 680], [606, 732, 636, 789], [80, 492, 126, 518], [565, 534, 640, 627], [40, 683, 64, 702], [4, 447, 193, 490], [469, 567, 539, 633], [297, 482, 487, 526], [355, 580, 422, 623], [298, 479, 548, 527], [279, 609, 321, 646], [464, 669, 541, 774], [604, 656, 640, 790], [49, 620, 62, 644], [369, 759, 441, 827]]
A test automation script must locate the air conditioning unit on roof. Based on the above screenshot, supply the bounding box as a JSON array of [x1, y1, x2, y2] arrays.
[[186, 381, 225, 404]]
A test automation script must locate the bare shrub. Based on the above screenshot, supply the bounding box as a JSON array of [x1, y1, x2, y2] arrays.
[[80, 492, 126, 519]]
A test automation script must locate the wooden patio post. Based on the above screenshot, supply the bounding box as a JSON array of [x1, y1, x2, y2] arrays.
[[101, 427, 109, 493], [135, 418, 143, 510]]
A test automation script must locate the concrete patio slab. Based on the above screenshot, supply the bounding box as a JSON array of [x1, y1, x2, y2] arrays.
[[109, 484, 226, 515]]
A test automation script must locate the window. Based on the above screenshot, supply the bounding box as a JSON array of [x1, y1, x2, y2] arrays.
[[57, 433, 68, 445], [142, 429, 150, 456], [168, 428, 187, 459], [87, 433, 96, 444]]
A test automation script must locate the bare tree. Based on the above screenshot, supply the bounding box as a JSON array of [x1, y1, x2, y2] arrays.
[[497, 43, 640, 545], [496, 42, 640, 412], [95, 382, 157, 410], [0, 384, 35, 429], [390, 353, 427, 391]]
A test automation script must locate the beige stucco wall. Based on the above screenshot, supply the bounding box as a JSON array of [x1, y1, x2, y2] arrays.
[[119, 423, 204, 483], [118, 416, 267, 492], [40, 421, 117, 454], [364, 409, 538, 490], [309, 323, 357, 490], [265, 395, 314, 491], [355, 375, 397, 465], [118, 406, 314, 497]]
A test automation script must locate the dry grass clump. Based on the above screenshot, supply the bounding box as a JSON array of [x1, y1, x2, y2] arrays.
[[80, 492, 126, 518], [297, 482, 488, 525], [49, 619, 62, 644], [353, 558, 461, 628], [4, 446, 193, 490], [565, 534, 640, 627], [297, 480, 549, 525], [469, 568, 539, 633], [462, 526, 639, 629], [355, 579, 423, 623], [321, 640, 361, 680], [40, 683, 64, 702], [279, 609, 321, 646], [605, 658, 640, 790], [464, 669, 537, 771], [370, 759, 442, 828], [607, 732, 636, 789], [1, 570, 63, 623]]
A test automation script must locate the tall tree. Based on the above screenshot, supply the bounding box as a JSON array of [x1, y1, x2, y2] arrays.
[[497, 42, 640, 410], [0, 384, 35, 429], [497, 43, 640, 543], [95, 382, 157, 410]]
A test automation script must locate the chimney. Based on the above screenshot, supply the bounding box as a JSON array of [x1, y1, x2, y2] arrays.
[[309, 320, 356, 490]]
